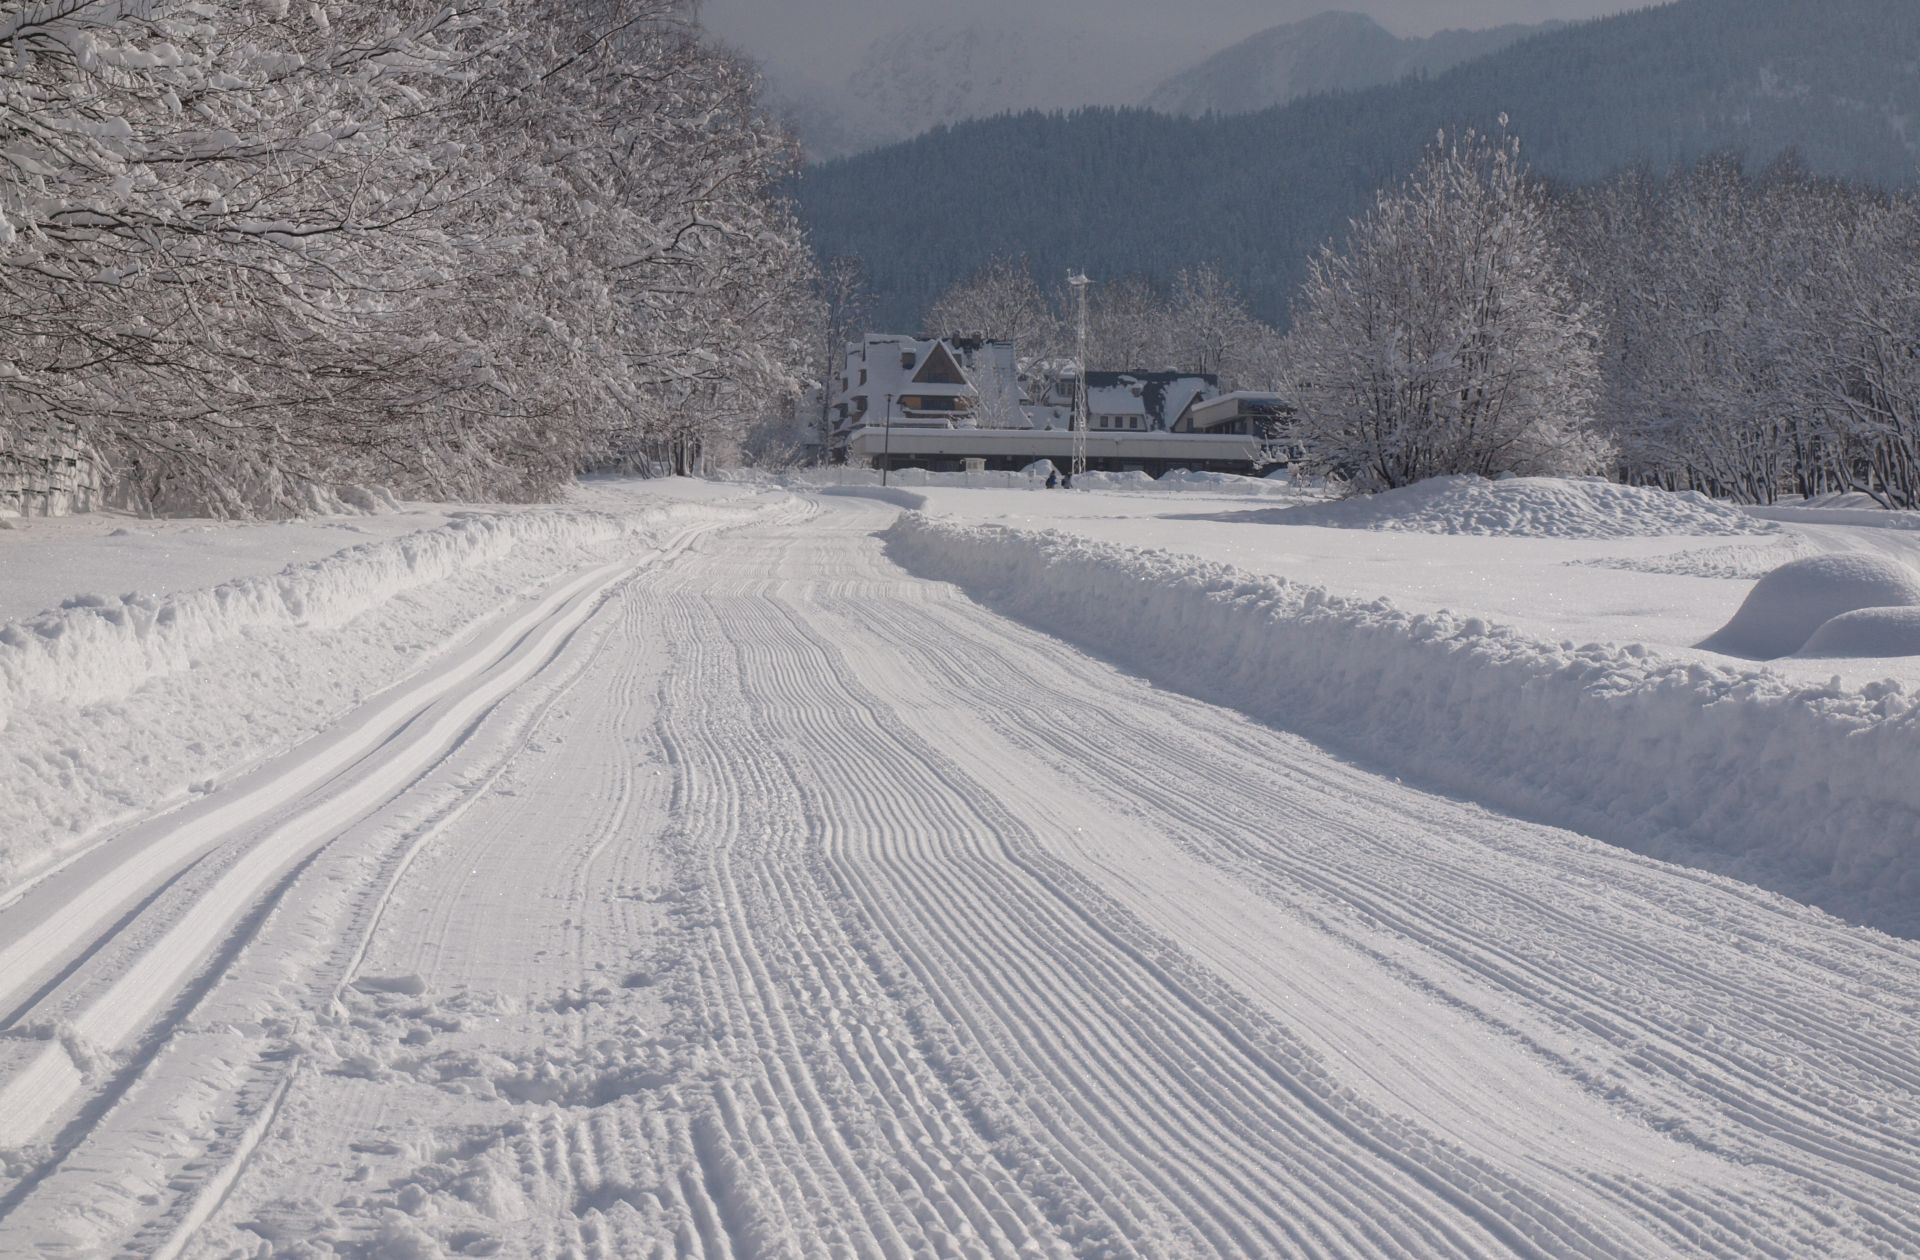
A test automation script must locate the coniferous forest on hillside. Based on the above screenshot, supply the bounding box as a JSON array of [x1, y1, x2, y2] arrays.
[[796, 0, 1920, 328]]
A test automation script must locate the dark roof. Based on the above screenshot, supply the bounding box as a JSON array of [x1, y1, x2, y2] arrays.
[[1082, 371, 1218, 389], [1085, 371, 1218, 429]]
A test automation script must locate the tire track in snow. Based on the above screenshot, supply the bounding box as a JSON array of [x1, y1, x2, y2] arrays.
[[0, 558, 637, 1149]]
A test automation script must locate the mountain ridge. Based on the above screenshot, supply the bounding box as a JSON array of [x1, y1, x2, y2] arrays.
[[1145, 11, 1556, 117]]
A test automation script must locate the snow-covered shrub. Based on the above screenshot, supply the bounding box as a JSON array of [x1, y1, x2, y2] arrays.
[[1284, 126, 1607, 490]]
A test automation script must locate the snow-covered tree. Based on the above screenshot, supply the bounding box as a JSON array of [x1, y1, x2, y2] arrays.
[[0, 0, 813, 513], [809, 255, 872, 452], [923, 255, 1059, 351], [1285, 127, 1605, 489], [1169, 264, 1263, 385], [1085, 274, 1174, 372]]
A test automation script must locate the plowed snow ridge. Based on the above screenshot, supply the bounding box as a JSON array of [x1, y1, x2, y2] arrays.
[[0, 499, 759, 893], [885, 513, 1920, 933]]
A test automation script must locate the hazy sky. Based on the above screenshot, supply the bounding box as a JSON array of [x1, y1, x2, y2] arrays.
[[703, 0, 1649, 82]]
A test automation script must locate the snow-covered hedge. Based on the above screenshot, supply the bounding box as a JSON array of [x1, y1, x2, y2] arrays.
[[885, 514, 1920, 934], [0, 501, 752, 892]]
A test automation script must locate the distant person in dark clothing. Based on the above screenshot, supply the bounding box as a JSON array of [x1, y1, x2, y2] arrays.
[[1062, 472, 1074, 490], [1045, 470, 1059, 489]]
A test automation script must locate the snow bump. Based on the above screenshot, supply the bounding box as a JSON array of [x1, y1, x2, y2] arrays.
[[1702, 554, 1920, 659], [1265, 475, 1773, 539]]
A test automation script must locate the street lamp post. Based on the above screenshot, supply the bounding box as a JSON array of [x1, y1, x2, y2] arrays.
[[882, 393, 894, 486]]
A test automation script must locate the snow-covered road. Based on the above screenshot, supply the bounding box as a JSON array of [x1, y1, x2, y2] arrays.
[[3, 495, 1916, 1257]]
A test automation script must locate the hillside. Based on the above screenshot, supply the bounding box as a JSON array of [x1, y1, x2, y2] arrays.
[[1145, 11, 1551, 118], [796, 0, 1920, 328]]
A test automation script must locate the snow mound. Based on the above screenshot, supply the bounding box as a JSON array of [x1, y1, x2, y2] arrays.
[[1072, 469, 1301, 496], [1153, 470, 1290, 496], [1701, 554, 1920, 659], [1073, 470, 1158, 491], [1799, 606, 1920, 659], [886, 513, 1920, 933], [1268, 475, 1771, 538]]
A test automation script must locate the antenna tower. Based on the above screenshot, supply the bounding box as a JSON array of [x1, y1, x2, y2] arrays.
[[1068, 271, 1092, 477]]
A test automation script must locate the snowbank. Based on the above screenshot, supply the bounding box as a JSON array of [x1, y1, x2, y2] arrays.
[[0, 498, 762, 893], [813, 485, 929, 511], [1747, 501, 1920, 531], [1701, 554, 1920, 659], [791, 467, 1046, 492], [1071, 469, 1302, 496], [1265, 475, 1773, 538], [886, 515, 1920, 933], [791, 466, 1304, 498]]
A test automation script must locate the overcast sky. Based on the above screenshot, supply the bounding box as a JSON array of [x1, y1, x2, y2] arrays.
[[702, 0, 1650, 82]]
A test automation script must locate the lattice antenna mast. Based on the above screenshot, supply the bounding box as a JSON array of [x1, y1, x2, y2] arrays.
[[1068, 271, 1092, 477]]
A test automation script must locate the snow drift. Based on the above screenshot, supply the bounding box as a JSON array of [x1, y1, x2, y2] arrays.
[[1265, 475, 1772, 538], [1701, 554, 1920, 659], [886, 514, 1920, 934]]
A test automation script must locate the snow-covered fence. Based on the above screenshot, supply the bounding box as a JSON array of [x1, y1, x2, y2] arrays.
[[886, 514, 1920, 935]]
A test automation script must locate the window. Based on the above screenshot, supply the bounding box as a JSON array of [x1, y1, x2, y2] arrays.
[[859, 369, 867, 386], [1130, 417, 1141, 430], [901, 352, 917, 370]]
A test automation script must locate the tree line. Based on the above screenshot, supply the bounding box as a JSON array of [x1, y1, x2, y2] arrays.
[[902, 131, 1920, 511], [1, 0, 816, 516]]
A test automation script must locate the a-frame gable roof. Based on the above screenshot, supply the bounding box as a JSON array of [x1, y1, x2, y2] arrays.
[[911, 341, 968, 386]]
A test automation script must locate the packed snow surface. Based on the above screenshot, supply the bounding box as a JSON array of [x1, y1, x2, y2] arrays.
[[3, 485, 1919, 1259], [1264, 474, 1774, 538], [1700, 553, 1920, 658]]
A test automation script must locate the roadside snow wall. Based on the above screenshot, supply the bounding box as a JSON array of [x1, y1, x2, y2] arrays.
[[886, 514, 1920, 936], [0, 501, 756, 893]]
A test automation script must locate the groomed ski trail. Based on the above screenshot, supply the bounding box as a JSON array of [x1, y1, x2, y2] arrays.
[[3, 495, 1916, 1258]]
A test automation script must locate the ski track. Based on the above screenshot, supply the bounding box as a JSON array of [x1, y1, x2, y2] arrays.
[[2, 495, 1917, 1258]]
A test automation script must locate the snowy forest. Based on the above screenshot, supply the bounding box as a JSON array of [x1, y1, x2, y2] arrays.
[[0, 0, 817, 517]]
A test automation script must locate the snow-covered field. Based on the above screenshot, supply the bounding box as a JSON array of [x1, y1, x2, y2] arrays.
[[2, 476, 1917, 1257]]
